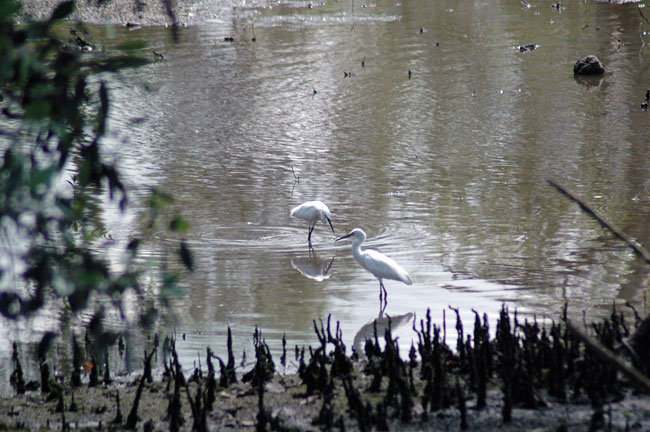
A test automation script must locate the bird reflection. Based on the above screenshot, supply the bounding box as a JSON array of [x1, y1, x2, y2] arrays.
[[291, 250, 335, 282], [353, 311, 414, 355]]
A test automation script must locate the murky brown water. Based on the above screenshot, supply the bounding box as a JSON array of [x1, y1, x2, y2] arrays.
[[3, 0, 650, 388]]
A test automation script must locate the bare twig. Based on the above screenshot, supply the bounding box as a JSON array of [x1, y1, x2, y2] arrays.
[[566, 321, 650, 394], [547, 179, 650, 266]]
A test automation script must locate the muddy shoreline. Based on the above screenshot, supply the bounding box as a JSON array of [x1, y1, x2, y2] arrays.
[[1, 368, 649, 431], [18, 0, 224, 26], [2, 310, 650, 431]]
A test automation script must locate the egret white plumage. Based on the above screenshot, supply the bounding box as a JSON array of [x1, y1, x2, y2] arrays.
[[290, 201, 335, 245], [336, 228, 412, 308]]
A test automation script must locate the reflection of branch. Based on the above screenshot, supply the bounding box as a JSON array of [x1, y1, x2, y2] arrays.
[[547, 179, 650, 265], [638, 4, 650, 26], [291, 166, 300, 195], [582, 24, 623, 48], [641, 25, 647, 54], [566, 321, 650, 394], [161, 0, 179, 42]]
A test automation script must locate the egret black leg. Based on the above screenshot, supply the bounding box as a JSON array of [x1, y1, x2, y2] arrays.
[[308, 225, 315, 243], [379, 281, 388, 311], [379, 298, 387, 315]]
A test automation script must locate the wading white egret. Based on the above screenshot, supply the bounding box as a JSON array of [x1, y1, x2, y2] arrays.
[[290, 201, 335, 245], [336, 228, 412, 309]]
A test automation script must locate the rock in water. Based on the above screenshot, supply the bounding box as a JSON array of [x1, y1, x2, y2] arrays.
[[574, 55, 605, 75]]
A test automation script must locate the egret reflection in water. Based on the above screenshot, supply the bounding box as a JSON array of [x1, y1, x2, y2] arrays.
[[353, 311, 414, 355], [291, 251, 335, 282]]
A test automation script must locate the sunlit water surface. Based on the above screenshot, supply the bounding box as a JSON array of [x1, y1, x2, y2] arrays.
[[3, 0, 650, 391]]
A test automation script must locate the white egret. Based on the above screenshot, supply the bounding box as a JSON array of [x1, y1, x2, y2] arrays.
[[290, 201, 335, 245], [336, 228, 412, 308]]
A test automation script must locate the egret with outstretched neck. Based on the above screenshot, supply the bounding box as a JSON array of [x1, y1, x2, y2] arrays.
[[290, 201, 335, 246], [336, 228, 412, 309]]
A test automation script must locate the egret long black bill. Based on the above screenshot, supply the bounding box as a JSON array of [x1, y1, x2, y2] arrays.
[[326, 217, 335, 233], [335, 232, 354, 242]]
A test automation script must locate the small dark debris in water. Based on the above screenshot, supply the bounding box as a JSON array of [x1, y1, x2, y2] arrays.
[[642, 90, 650, 110], [582, 24, 600, 31], [152, 50, 164, 61], [519, 44, 537, 52], [224, 36, 234, 42], [361, 57, 365, 67], [435, 41, 440, 46], [551, 2, 563, 11], [126, 22, 141, 28], [408, 69, 412, 79], [420, 27, 425, 33], [574, 55, 605, 76], [312, 86, 318, 95], [344, 71, 356, 78]]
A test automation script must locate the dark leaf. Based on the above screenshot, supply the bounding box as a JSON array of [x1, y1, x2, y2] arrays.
[[179, 241, 194, 271], [49, 1, 74, 21]]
